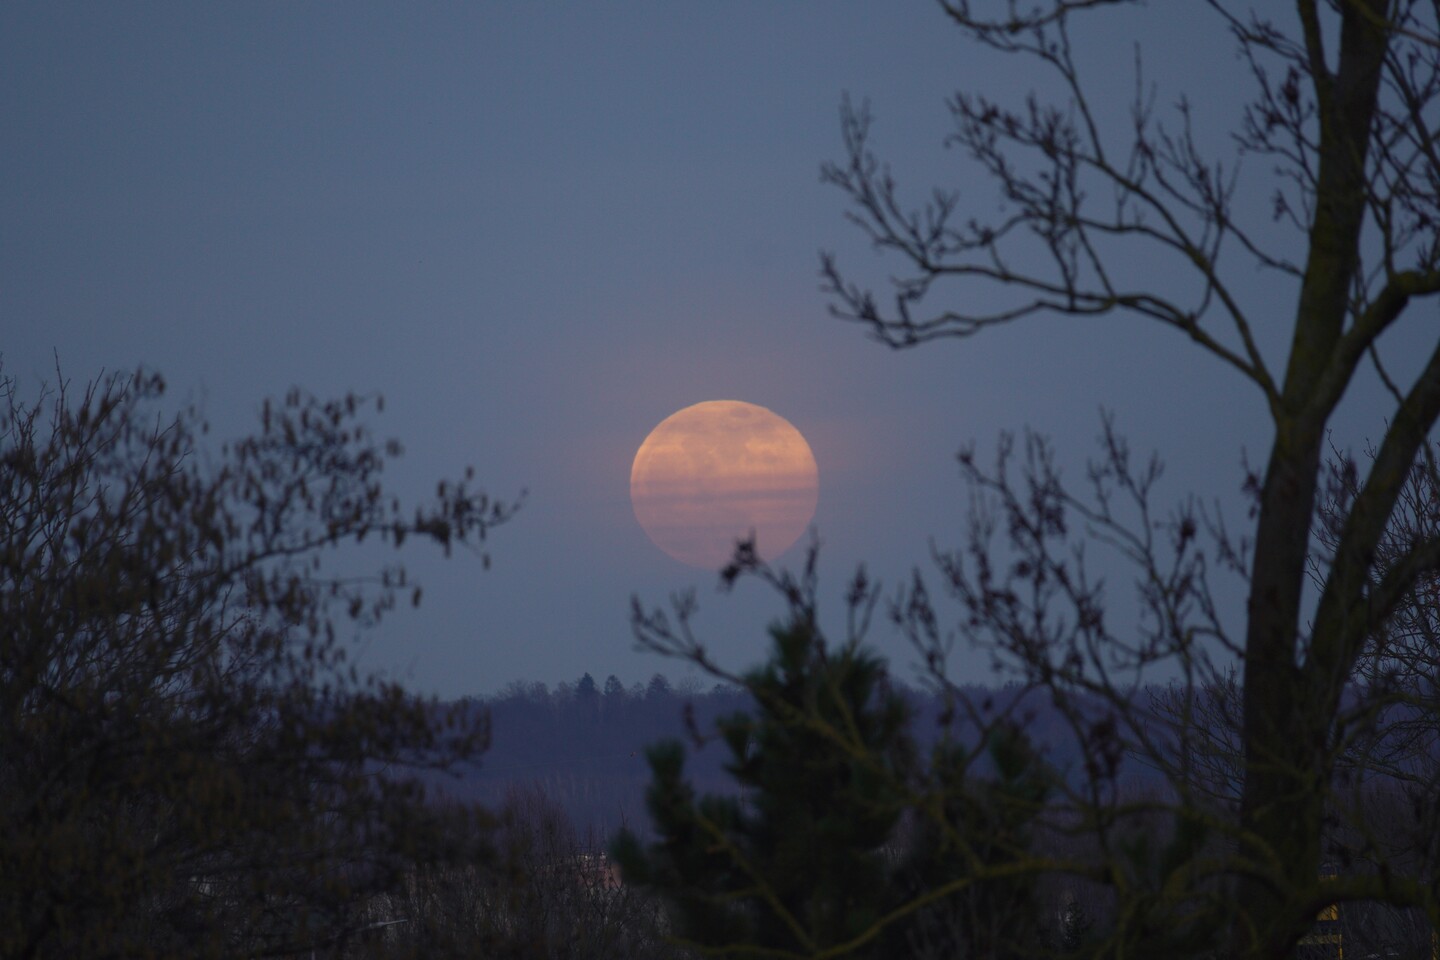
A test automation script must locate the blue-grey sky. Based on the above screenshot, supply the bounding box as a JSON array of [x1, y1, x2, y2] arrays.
[[3, 3, 1415, 698]]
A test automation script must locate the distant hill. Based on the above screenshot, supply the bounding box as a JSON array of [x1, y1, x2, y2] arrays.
[[426, 674, 751, 840], [424, 672, 1173, 841]]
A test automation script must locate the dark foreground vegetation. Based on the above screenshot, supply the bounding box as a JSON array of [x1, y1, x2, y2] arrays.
[[0, 369, 514, 958], [613, 610, 1438, 960], [435, 668, 1438, 958]]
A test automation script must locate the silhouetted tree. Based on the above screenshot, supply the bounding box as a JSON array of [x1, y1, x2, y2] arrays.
[[0, 368, 514, 958], [645, 673, 672, 701], [814, 1, 1440, 955], [626, 550, 1114, 960], [614, 620, 914, 959]]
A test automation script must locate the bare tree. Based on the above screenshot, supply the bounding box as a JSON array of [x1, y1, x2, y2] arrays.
[[0, 368, 514, 958], [815, 0, 1440, 956]]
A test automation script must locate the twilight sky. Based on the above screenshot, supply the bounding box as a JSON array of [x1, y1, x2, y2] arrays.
[[3, 3, 1419, 698]]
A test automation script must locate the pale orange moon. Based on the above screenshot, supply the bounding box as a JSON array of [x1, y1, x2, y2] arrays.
[[630, 400, 819, 569]]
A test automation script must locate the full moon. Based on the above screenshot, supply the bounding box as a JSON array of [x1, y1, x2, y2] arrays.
[[630, 400, 819, 569]]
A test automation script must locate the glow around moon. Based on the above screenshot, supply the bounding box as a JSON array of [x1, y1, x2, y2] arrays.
[[630, 400, 819, 569]]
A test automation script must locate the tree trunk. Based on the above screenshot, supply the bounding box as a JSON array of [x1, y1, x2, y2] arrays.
[[1233, 4, 1390, 955], [1237, 434, 1326, 958]]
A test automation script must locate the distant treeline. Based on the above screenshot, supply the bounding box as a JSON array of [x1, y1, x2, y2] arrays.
[[430, 673, 1157, 839]]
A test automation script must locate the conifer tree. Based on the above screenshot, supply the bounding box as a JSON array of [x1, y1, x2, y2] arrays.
[[613, 620, 914, 959], [891, 723, 1055, 960]]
